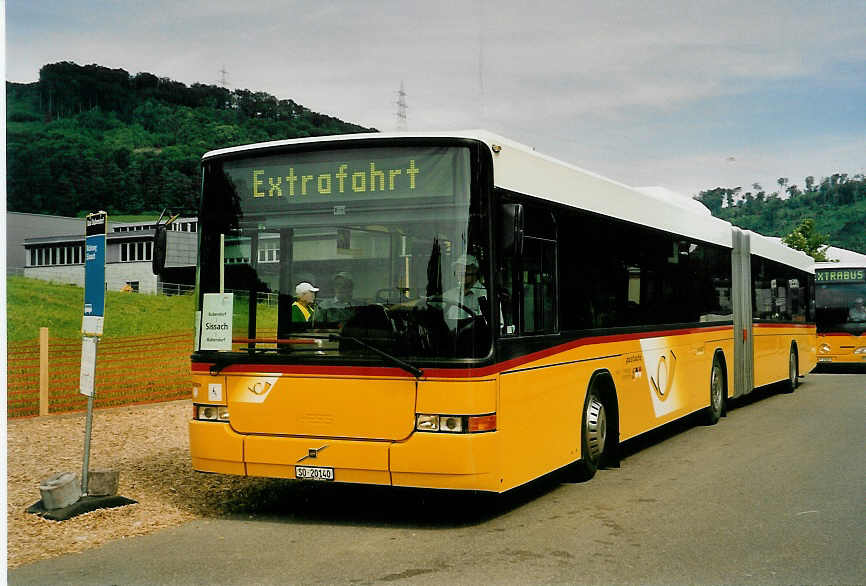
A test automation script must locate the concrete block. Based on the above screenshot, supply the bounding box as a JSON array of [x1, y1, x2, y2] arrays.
[[39, 472, 81, 510], [87, 469, 119, 496]]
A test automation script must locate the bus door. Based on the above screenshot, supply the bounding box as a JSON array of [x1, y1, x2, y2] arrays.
[[731, 228, 754, 397]]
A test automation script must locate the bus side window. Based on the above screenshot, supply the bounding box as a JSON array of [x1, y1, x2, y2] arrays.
[[520, 208, 557, 334], [521, 237, 557, 333], [497, 201, 557, 336]]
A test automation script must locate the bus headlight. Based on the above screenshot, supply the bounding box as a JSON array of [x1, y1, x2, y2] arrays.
[[819, 343, 831, 354], [855, 347, 866, 354], [195, 404, 229, 422], [415, 413, 496, 433]]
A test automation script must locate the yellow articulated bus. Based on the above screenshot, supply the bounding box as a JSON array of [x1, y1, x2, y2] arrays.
[[188, 131, 816, 492], [815, 262, 866, 364]]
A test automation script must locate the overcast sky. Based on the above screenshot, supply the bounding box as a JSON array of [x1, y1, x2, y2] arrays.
[[6, 0, 866, 197]]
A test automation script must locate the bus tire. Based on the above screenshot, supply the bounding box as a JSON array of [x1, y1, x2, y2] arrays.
[[572, 385, 608, 481], [704, 353, 725, 425], [783, 344, 799, 393]]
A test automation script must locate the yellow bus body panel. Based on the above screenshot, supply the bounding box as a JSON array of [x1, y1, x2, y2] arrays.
[[817, 333, 866, 364], [390, 431, 501, 491], [496, 329, 734, 490], [245, 435, 392, 485], [753, 325, 817, 386], [189, 420, 245, 475], [189, 325, 822, 492], [226, 374, 416, 440], [416, 378, 497, 415]]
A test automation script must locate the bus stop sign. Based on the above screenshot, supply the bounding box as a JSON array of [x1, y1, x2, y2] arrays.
[[82, 212, 107, 336]]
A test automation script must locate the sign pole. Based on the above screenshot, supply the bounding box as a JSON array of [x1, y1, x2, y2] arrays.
[[80, 211, 107, 495]]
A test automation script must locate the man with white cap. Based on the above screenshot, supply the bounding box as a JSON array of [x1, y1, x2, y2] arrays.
[[292, 281, 319, 323]]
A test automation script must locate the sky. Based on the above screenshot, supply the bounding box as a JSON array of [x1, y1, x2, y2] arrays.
[[5, 0, 866, 198]]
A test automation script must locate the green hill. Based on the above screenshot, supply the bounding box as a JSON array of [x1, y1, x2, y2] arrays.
[[695, 176, 866, 255], [6, 61, 374, 217]]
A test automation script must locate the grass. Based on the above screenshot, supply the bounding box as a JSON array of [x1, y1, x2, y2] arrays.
[[6, 276, 195, 342]]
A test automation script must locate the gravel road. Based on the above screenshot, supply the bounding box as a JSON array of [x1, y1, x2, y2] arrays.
[[6, 400, 279, 568]]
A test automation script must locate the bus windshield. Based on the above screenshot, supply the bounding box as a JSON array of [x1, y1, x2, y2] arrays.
[[196, 144, 493, 361], [816, 280, 866, 334]]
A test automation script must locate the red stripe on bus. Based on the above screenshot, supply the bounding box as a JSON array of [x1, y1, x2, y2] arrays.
[[192, 325, 735, 379]]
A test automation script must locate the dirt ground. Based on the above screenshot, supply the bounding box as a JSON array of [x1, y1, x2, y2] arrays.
[[6, 400, 279, 569]]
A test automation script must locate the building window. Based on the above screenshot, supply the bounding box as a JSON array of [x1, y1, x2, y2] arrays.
[[258, 241, 280, 264], [120, 241, 153, 262]]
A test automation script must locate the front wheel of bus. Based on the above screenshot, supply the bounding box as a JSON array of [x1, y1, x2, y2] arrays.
[[704, 355, 725, 425], [572, 388, 607, 481], [783, 345, 799, 393]]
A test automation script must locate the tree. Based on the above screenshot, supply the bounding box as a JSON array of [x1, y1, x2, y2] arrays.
[[782, 218, 831, 261], [777, 177, 788, 198], [694, 188, 725, 215]]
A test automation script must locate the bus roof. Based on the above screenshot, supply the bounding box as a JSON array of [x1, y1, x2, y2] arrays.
[[815, 261, 866, 270], [201, 130, 810, 268], [754, 236, 815, 273]]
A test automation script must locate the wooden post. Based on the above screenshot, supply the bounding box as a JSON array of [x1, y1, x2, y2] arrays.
[[39, 327, 49, 416]]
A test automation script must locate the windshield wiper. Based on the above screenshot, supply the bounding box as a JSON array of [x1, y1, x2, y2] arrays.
[[329, 333, 424, 379], [205, 334, 423, 379]]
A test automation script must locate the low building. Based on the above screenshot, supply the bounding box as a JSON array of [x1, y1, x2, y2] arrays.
[[6, 212, 83, 273], [20, 216, 198, 294]]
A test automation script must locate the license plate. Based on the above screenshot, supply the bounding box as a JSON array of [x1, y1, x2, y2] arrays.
[[295, 465, 334, 481], [818, 357, 832, 362]]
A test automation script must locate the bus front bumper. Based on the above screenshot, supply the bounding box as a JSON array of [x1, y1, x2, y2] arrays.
[[189, 421, 502, 492]]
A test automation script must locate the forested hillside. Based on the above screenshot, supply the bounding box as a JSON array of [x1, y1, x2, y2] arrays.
[[7, 61, 864, 255], [695, 176, 866, 255], [6, 61, 373, 216]]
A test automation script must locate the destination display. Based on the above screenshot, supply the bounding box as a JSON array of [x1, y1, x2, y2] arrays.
[[223, 146, 469, 212], [816, 269, 866, 283]]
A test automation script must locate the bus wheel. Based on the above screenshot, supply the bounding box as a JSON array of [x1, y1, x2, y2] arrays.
[[783, 346, 799, 393], [704, 354, 725, 425], [572, 388, 607, 481]]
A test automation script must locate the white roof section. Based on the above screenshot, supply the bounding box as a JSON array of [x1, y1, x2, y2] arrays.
[[204, 130, 737, 247], [815, 261, 866, 271], [634, 186, 713, 216], [758, 236, 816, 273], [820, 246, 866, 265]]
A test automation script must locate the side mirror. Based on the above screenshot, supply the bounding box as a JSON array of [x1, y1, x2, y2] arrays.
[[499, 203, 524, 256], [152, 225, 167, 275]]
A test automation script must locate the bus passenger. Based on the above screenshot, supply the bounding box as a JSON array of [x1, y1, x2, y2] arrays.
[[849, 297, 866, 322], [292, 282, 319, 323]]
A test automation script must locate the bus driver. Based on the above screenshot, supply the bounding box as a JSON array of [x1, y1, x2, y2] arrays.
[[849, 297, 866, 322], [444, 254, 488, 318]]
